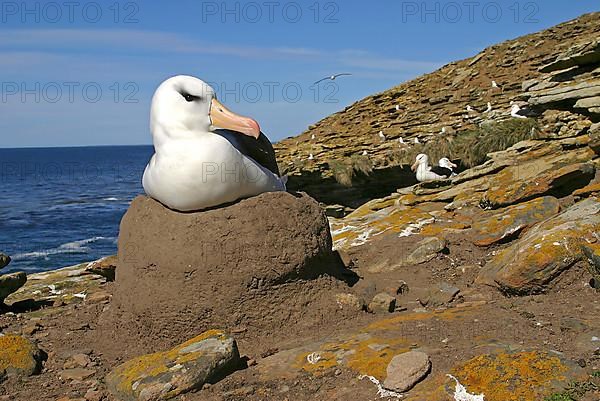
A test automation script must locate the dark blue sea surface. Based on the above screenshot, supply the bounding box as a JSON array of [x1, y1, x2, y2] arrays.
[[0, 146, 154, 273]]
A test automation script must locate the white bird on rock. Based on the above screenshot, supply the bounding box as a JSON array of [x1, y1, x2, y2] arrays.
[[379, 131, 386, 141], [411, 154, 453, 182], [308, 153, 314, 160], [142, 75, 286, 212], [398, 137, 406, 145], [484, 102, 492, 113], [414, 137, 420, 144], [438, 157, 458, 177], [466, 105, 475, 113], [510, 101, 532, 119]]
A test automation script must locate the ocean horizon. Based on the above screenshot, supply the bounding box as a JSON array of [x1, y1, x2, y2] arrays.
[[0, 145, 155, 273]]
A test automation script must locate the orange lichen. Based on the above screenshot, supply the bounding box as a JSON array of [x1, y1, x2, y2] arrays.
[[451, 351, 570, 401], [366, 307, 478, 332], [294, 336, 410, 380], [0, 335, 38, 373]]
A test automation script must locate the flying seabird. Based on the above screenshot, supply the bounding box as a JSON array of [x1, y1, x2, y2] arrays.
[[411, 154, 452, 182], [142, 75, 286, 212], [313, 73, 352, 85], [438, 157, 458, 177]]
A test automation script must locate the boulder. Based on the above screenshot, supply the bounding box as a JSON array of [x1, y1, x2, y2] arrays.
[[106, 330, 241, 401], [383, 351, 431, 393], [105, 192, 351, 355], [0, 335, 45, 377], [485, 149, 596, 208], [477, 197, 600, 294], [85, 255, 117, 281], [0, 272, 27, 303], [470, 196, 561, 246], [539, 39, 600, 73], [368, 293, 396, 314], [0, 253, 10, 269]]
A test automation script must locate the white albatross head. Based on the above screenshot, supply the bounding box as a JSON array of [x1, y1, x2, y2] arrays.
[[411, 153, 429, 172], [439, 157, 457, 169], [150, 75, 260, 146]]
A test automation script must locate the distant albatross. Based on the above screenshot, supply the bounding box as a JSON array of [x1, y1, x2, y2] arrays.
[[313, 73, 352, 85], [142, 75, 286, 212], [411, 154, 452, 182]]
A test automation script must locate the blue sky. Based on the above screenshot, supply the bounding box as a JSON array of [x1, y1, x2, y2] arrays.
[[0, 1, 597, 148]]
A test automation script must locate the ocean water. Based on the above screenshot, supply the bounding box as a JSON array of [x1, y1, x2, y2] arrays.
[[0, 146, 154, 273]]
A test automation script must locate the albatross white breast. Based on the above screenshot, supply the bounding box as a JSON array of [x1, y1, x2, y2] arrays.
[[142, 75, 286, 212], [411, 153, 452, 182]]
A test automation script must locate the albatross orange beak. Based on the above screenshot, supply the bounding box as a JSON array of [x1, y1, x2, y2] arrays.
[[411, 161, 419, 172], [210, 98, 261, 139]]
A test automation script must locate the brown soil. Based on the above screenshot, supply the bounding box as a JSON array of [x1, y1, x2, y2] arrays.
[[97, 192, 360, 363], [1, 224, 600, 400]]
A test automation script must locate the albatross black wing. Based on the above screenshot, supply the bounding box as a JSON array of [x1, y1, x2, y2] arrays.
[[214, 129, 281, 177], [429, 166, 452, 178]]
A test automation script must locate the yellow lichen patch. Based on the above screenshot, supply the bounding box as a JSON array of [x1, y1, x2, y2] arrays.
[[451, 351, 570, 401], [343, 337, 410, 380], [108, 330, 228, 395], [574, 182, 600, 197], [470, 196, 560, 246], [295, 351, 339, 375], [365, 307, 478, 332], [331, 205, 435, 250], [0, 335, 39, 374], [294, 336, 410, 380]]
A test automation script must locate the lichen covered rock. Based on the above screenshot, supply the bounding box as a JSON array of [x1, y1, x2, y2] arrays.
[[106, 330, 241, 401], [477, 197, 600, 294], [0, 335, 45, 377], [0, 272, 27, 303], [470, 196, 560, 246]]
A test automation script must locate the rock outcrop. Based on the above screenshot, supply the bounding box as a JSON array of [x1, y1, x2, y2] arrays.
[[105, 192, 354, 355], [477, 198, 600, 294]]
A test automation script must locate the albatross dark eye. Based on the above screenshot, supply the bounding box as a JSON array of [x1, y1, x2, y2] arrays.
[[181, 93, 201, 102]]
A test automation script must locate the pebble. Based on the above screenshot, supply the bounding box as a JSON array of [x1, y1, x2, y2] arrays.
[[383, 351, 431, 393]]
